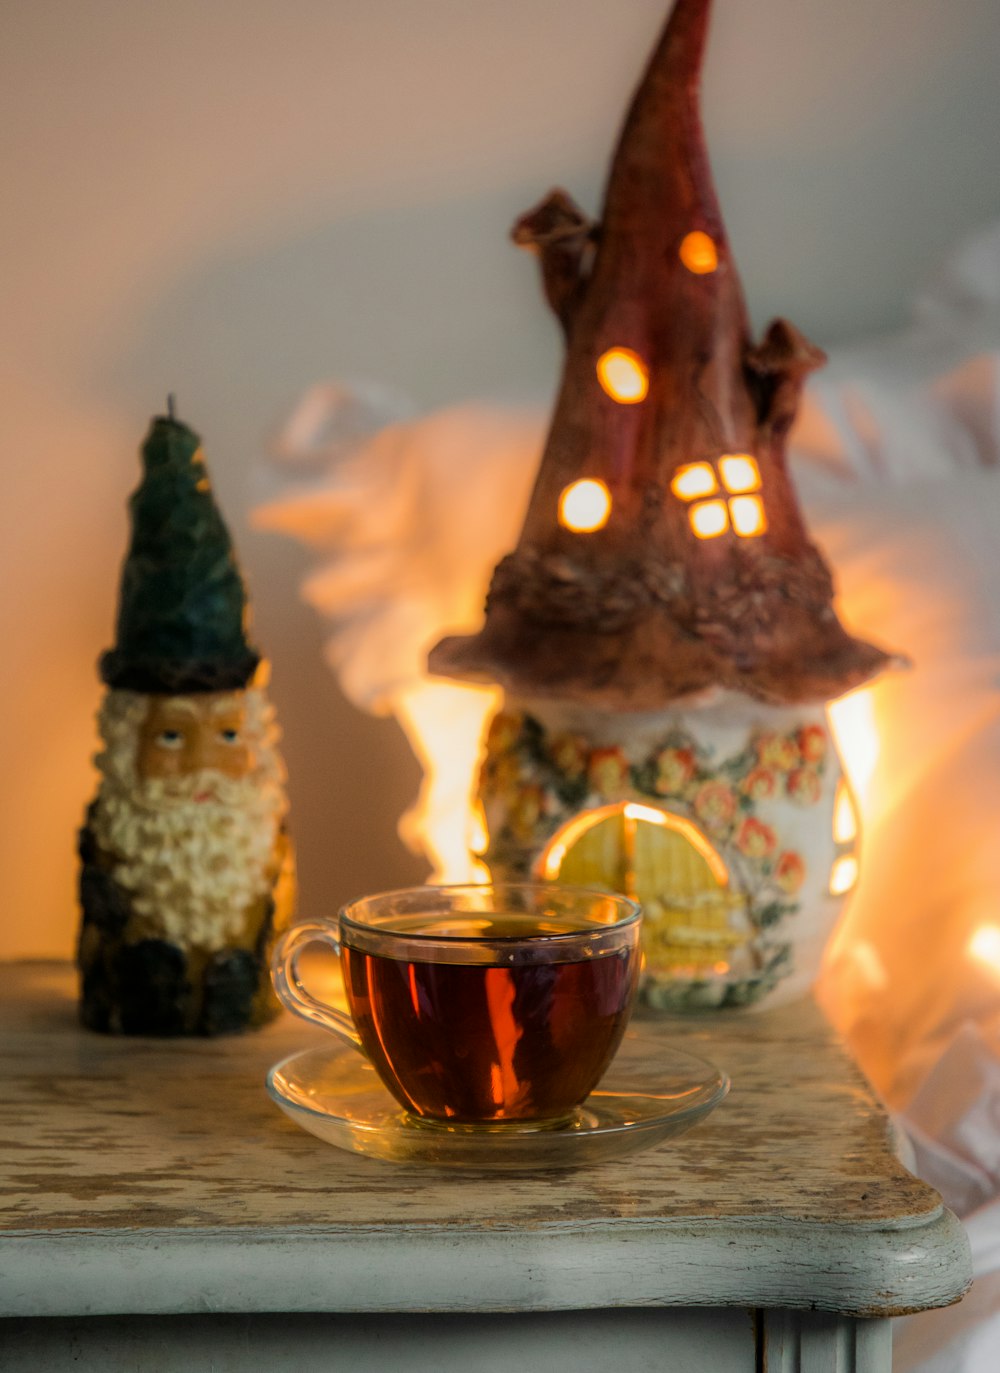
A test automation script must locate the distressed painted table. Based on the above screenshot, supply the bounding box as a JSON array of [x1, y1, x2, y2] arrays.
[[0, 962, 970, 1371]]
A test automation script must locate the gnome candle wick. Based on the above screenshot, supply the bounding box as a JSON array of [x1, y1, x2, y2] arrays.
[[166, 393, 176, 422]]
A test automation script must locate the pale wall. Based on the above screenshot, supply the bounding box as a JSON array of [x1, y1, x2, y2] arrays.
[[2, 0, 998, 958]]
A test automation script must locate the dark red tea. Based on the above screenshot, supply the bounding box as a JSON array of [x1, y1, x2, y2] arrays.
[[341, 915, 638, 1124]]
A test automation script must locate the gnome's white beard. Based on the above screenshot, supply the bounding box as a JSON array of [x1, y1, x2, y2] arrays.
[[92, 770, 282, 951]]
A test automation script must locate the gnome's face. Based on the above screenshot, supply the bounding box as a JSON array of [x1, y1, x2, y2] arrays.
[[137, 692, 255, 793], [90, 687, 288, 950]]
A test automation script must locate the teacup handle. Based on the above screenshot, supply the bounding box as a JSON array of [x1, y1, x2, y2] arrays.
[[271, 922, 363, 1050]]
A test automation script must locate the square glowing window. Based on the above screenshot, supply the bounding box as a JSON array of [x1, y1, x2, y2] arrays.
[[729, 494, 767, 537], [719, 454, 761, 494], [689, 500, 729, 539], [671, 463, 718, 501]]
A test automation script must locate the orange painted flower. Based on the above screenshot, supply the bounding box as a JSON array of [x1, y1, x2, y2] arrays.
[[775, 851, 806, 894], [693, 780, 737, 833], [735, 815, 778, 859], [549, 732, 588, 779], [755, 731, 800, 772], [654, 746, 696, 795], [486, 710, 522, 755], [588, 747, 631, 799], [797, 724, 828, 765], [742, 766, 777, 801], [787, 767, 823, 806]]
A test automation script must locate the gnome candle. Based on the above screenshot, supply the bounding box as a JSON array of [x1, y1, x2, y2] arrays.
[[77, 412, 296, 1036]]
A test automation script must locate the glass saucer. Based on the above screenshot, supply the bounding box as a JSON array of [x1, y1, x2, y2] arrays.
[[266, 1030, 729, 1169]]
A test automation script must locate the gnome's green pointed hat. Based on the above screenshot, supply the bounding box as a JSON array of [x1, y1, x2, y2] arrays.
[[100, 413, 261, 694]]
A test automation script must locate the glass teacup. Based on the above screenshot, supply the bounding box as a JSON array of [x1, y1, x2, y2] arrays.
[[271, 883, 641, 1128]]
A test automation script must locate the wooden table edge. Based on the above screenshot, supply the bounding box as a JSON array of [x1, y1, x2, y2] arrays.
[[0, 1206, 971, 1320]]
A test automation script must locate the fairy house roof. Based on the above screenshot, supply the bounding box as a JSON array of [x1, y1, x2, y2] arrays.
[[429, 0, 897, 711]]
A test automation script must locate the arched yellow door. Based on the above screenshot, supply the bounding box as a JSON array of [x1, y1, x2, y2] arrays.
[[536, 803, 751, 978]]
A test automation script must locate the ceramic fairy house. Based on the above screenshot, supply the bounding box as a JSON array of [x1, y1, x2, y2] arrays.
[[77, 410, 296, 1035], [430, 0, 899, 1009]]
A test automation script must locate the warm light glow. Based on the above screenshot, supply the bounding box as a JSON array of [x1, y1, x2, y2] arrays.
[[623, 802, 731, 883], [674, 457, 764, 536], [679, 231, 718, 275], [833, 781, 859, 844], [729, 495, 767, 538], [828, 689, 880, 811], [671, 462, 718, 500], [538, 801, 730, 887], [828, 939, 888, 992], [689, 499, 729, 539], [969, 925, 1000, 977], [393, 680, 501, 882], [719, 454, 761, 493], [829, 855, 859, 897], [470, 800, 490, 856], [596, 348, 649, 403], [558, 478, 612, 532]]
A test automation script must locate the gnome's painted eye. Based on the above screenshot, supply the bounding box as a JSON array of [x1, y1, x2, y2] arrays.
[[157, 729, 185, 749], [679, 231, 718, 275], [218, 728, 241, 745], [596, 348, 649, 403], [559, 479, 612, 533]]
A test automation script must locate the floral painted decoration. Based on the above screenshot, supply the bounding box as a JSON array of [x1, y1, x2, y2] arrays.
[[479, 709, 832, 1008]]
